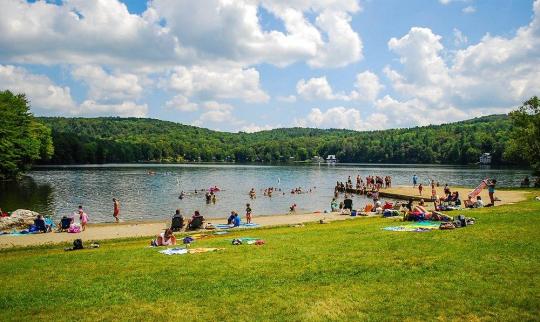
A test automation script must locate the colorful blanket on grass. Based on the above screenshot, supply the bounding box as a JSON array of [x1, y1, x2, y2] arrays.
[[383, 221, 442, 232], [215, 223, 260, 229], [159, 247, 223, 255]]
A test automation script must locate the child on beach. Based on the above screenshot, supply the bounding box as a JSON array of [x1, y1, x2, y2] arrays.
[[78, 206, 88, 231], [431, 183, 437, 200], [113, 198, 120, 223], [418, 184, 423, 195], [245, 203, 252, 224]]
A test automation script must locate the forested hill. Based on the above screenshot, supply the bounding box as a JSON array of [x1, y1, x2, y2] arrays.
[[37, 114, 515, 165]]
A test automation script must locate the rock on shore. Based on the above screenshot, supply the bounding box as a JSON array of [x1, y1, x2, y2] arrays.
[[0, 209, 39, 231]]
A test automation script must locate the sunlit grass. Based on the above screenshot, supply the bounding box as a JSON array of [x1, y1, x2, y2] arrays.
[[1, 193, 539, 321]]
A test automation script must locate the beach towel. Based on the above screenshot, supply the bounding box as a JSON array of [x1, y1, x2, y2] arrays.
[[383, 221, 441, 232], [159, 247, 223, 255], [382, 226, 432, 232], [215, 223, 260, 229], [160, 248, 189, 255]]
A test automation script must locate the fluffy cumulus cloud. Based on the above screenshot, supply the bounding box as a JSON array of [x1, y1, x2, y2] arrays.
[[79, 100, 148, 117], [295, 107, 363, 129], [167, 65, 269, 103], [0, 0, 362, 69], [296, 77, 336, 100], [296, 71, 383, 102], [0, 64, 76, 113], [381, 0, 540, 127], [0, 0, 364, 121], [351, 71, 384, 102], [165, 95, 198, 112], [0, 64, 147, 117], [72, 65, 143, 102]]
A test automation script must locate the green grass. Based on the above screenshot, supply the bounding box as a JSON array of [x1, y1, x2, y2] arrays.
[[1, 195, 539, 321]]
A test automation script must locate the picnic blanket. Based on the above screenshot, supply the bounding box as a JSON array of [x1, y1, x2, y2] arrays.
[[383, 221, 442, 232], [215, 223, 260, 229], [159, 247, 223, 255]]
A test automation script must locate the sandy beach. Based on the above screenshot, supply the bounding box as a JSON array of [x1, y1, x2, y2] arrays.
[[0, 187, 529, 249]]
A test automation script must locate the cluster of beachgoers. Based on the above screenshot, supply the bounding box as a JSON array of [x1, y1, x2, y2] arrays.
[[0, 173, 537, 245]]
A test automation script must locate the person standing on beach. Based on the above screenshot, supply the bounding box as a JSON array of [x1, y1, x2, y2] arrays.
[[245, 203, 252, 224], [113, 198, 120, 223], [487, 179, 497, 206], [79, 206, 88, 231], [418, 183, 423, 195], [431, 182, 437, 200], [413, 174, 418, 188]]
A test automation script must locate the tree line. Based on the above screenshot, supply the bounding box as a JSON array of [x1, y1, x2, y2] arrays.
[[1, 89, 538, 179], [37, 114, 514, 166]]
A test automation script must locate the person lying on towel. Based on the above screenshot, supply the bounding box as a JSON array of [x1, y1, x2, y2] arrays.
[[151, 228, 177, 246]]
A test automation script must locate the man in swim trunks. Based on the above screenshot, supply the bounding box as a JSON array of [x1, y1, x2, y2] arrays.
[[113, 198, 120, 223]]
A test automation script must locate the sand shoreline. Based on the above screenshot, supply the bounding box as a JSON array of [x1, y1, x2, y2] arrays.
[[0, 187, 529, 249]]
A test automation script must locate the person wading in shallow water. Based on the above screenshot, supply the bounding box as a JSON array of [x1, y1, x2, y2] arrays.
[[113, 198, 120, 223]]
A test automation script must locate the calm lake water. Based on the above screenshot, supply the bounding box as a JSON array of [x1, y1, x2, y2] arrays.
[[0, 163, 531, 223]]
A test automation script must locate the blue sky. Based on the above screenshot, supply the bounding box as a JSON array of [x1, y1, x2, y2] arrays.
[[0, 0, 538, 132]]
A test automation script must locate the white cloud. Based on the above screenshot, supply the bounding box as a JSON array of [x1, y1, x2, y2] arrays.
[[165, 95, 198, 112], [350, 71, 384, 102], [197, 101, 235, 123], [453, 28, 468, 46], [240, 123, 277, 133], [0, 0, 179, 67], [0, 64, 147, 117], [295, 107, 362, 129], [168, 65, 269, 103], [381, 0, 540, 127], [296, 76, 336, 100], [297, 71, 383, 102], [0, 0, 363, 69], [462, 6, 476, 14], [72, 65, 143, 102], [277, 95, 297, 103], [307, 9, 363, 67], [0, 64, 76, 113], [79, 100, 148, 117]]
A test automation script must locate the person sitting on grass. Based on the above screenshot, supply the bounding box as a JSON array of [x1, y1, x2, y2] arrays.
[[474, 196, 484, 208], [187, 210, 205, 229], [414, 199, 428, 214], [151, 228, 176, 246], [330, 198, 338, 212], [232, 212, 241, 227], [227, 211, 236, 225], [34, 214, 51, 233]]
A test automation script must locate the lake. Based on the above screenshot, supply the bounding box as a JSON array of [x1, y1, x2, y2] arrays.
[[0, 163, 531, 223]]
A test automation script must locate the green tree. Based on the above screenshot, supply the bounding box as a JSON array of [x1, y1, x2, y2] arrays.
[[0, 90, 53, 178], [505, 96, 540, 172]]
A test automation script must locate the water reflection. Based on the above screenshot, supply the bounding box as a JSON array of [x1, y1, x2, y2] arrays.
[[0, 176, 54, 215]]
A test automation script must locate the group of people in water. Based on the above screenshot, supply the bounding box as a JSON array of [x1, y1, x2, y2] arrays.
[[335, 175, 392, 196]]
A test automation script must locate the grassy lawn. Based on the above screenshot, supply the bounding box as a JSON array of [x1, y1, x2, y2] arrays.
[[1, 194, 539, 321]]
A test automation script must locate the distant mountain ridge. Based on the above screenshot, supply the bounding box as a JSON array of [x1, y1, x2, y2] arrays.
[[37, 114, 514, 165]]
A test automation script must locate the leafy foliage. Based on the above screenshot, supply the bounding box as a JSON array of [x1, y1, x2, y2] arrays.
[[505, 96, 540, 172], [38, 114, 514, 165], [0, 90, 53, 179]]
